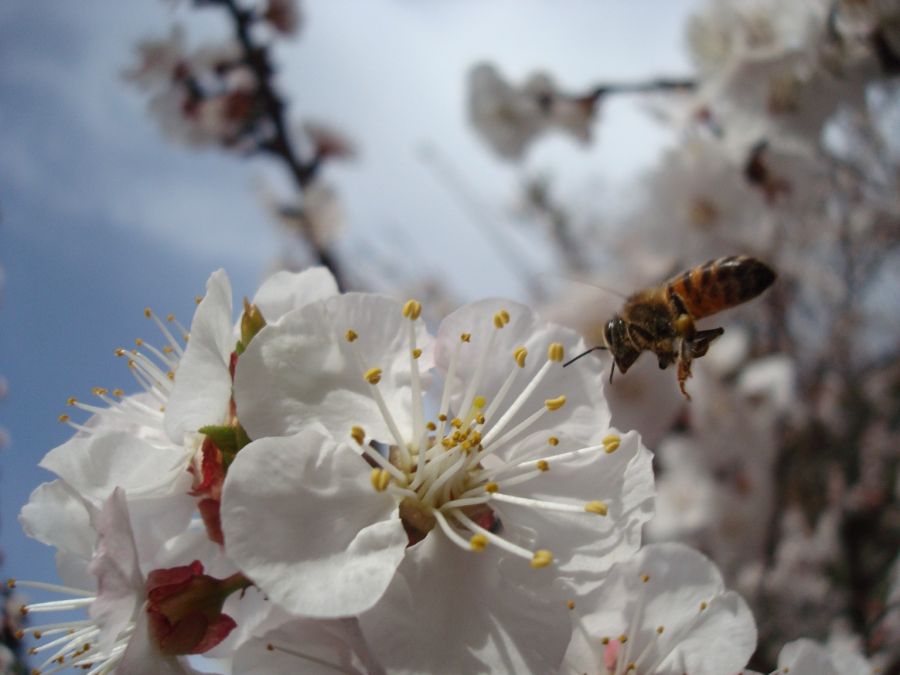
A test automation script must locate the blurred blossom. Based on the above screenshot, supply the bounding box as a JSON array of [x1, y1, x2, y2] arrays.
[[468, 62, 597, 160], [263, 0, 303, 36], [263, 179, 347, 248], [300, 120, 357, 161], [768, 637, 875, 675], [646, 437, 718, 542], [561, 543, 757, 675]]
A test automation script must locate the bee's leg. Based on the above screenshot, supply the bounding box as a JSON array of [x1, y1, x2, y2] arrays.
[[689, 327, 725, 358], [677, 339, 694, 400], [609, 360, 616, 384]]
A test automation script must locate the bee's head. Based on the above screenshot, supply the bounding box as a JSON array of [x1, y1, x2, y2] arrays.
[[605, 316, 641, 375]]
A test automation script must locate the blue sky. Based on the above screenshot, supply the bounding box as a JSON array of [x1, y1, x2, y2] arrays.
[[0, 0, 695, 601]]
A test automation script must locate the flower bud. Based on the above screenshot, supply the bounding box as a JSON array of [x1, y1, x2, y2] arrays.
[[238, 298, 266, 353], [146, 561, 246, 655]]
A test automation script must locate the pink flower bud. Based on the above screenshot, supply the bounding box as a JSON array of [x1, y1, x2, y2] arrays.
[[145, 561, 238, 655]]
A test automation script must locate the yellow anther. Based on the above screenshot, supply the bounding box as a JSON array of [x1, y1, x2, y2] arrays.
[[450, 418, 463, 429], [484, 482, 499, 493], [618, 635, 628, 644], [537, 460, 550, 472], [452, 430, 461, 442], [441, 438, 453, 449], [476, 413, 486, 425], [627, 663, 636, 671], [426, 421, 437, 431], [58, 414, 70, 423], [438, 414, 448, 422], [364, 368, 382, 385], [115, 348, 126, 357], [500, 309, 510, 323], [544, 395, 567, 411], [602, 434, 620, 453], [700, 601, 708, 611], [135, 338, 144, 347], [566, 600, 575, 610], [656, 626, 665, 634], [530, 550, 554, 568], [469, 431, 482, 445], [513, 346, 528, 368], [601, 637, 610, 645], [166, 371, 175, 381], [66, 397, 77, 406], [112, 389, 124, 397], [411, 348, 422, 359], [350, 426, 365, 445], [402, 299, 422, 320], [370, 468, 391, 492], [127, 360, 136, 369], [460, 333, 471, 343], [6, 579, 15, 589], [473, 395, 486, 409], [195, 295, 203, 305], [166, 313, 175, 322], [163, 345, 174, 354], [144, 307, 152, 318], [469, 534, 488, 551], [345, 329, 359, 342], [92, 387, 108, 396], [547, 342, 565, 362], [493, 312, 508, 329], [641, 573, 650, 583], [585, 501, 608, 515], [548, 436, 559, 446]]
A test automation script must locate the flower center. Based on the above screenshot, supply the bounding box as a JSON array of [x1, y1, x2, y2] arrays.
[[343, 300, 622, 569]]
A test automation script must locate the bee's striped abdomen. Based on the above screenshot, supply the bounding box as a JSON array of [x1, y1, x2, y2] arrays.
[[666, 256, 776, 320]]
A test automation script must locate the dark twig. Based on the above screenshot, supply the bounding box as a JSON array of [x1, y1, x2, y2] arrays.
[[211, 0, 347, 289], [591, 77, 695, 99]]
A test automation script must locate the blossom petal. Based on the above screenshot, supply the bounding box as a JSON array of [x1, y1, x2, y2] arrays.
[[221, 427, 407, 617], [232, 618, 382, 675], [491, 430, 655, 581], [235, 293, 433, 443], [359, 533, 570, 674], [40, 431, 193, 502], [563, 542, 757, 675], [88, 488, 145, 655], [251, 267, 339, 324], [165, 269, 234, 444], [19, 480, 96, 562], [435, 299, 610, 456]]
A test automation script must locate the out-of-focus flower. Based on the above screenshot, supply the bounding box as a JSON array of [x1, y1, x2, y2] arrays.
[[302, 120, 356, 160], [123, 25, 188, 90], [561, 542, 757, 674], [15, 489, 230, 673], [263, 0, 303, 36], [232, 617, 383, 674], [468, 63, 598, 160], [765, 637, 875, 675], [646, 437, 718, 541], [224, 295, 654, 671]]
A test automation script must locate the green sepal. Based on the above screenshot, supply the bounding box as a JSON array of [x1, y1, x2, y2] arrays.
[[199, 423, 252, 468]]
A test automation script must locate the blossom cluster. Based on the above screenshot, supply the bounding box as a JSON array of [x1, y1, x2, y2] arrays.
[[465, 0, 900, 670], [11, 266, 787, 673]]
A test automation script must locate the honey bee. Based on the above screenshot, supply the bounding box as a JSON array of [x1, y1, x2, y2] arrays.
[[565, 256, 776, 399]]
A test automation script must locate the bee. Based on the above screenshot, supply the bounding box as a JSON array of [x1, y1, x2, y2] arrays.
[[565, 256, 776, 399]]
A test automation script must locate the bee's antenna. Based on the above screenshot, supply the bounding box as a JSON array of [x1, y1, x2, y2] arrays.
[[562, 346, 607, 368]]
